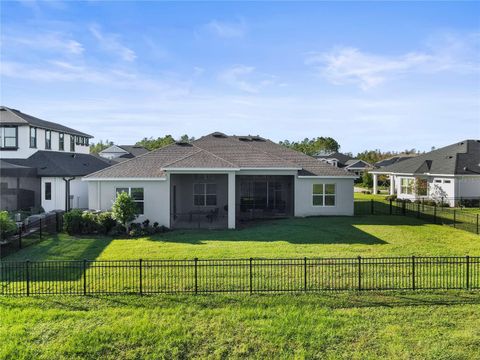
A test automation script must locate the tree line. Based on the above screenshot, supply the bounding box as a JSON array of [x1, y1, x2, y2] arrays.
[[90, 135, 423, 163]]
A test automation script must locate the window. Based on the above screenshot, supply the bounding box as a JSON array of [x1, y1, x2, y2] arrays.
[[80, 136, 85, 146], [0, 126, 18, 148], [115, 187, 144, 214], [434, 179, 442, 183], [76, 136, 81, 145], [45, 182, 52, 200], [193, 183, 217, 206], [85, 137, 89, 146], [70, 135, 75, 152], [45, 130, 51, 149], [400, 178, 414, 194], [30, 127, 37, 148], [312, 184, 336, 206], [444, 180, 451, 184], [59, 133, 64, 151]]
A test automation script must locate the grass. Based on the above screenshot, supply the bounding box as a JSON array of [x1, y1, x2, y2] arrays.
[[5, 216, 480, 261], [1, 292, 480, 359]]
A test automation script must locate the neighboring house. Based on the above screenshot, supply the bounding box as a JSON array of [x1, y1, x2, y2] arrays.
[[315, 151, 371, 176], [0, 106, 112, 212], [84, 132, 356, 229], [98, 145, 149, 161], [370, 140, 480, 205]]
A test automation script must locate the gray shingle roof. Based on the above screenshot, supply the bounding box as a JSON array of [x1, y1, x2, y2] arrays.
[[315, 152, 354, 166], [118, 145, 149, 157], [0, 106, 92, 138], [5, 151, 112, 177], [372, 140, 480, 175], [374, 155, 416, 168], [85, 133, 355, 179]]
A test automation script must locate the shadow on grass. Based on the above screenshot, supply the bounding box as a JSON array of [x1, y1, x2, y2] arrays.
[[148, 215, 431, 246]]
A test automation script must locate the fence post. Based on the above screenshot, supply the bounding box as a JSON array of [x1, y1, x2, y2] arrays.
[[83, 259, 87, 296], [466, 256, 470, 290], [412, 256, 416, 290], [389, 199, 392, 215], [417, 202, 420, 218], [39, 218, 42, 240], [26, 260, 30, 296], [453, 210, 456, 228], [249, 258, 253, 295], [370, 199, 374, 215], [304, 257, 307, 292], [357, 256, 362, 291], [194, 258, 198, 294], [55, 212, 59, 233], [402, 201, 406, 216], [477, 214, 479, 235], [139, 259, 143, 295], [433, 203, 437, 224]]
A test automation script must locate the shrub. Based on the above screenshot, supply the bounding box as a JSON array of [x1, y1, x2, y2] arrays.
[[385, 195, 397, 201], [97, 211, 117, 234], [361, 172, 373, 188], [108, 224, 127, 237], [0, 211, 17, 240], [63, 209, 84, 235], [112, 192, 138, 232]]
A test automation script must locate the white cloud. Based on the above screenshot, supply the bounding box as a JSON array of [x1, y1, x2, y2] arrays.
[[3, 32, 84, 55], [218, 65, 276, 93], [206, 19, 247, 38], [89, 24, 137, 62], [306, 32, 480, 90]]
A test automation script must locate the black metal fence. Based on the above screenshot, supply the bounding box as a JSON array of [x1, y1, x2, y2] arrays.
[[0, 212, 63, 258], [1, 256, 479, 295], [355, 200, 479, 235]]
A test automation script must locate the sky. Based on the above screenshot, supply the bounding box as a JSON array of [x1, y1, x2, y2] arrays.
[[1, 1, 479, 154]]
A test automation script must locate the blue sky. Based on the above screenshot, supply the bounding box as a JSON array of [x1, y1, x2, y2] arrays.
[[1, 1, 479, 154]]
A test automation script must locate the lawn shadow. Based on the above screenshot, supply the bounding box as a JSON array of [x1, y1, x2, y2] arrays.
[[147, 215, 431, 246]]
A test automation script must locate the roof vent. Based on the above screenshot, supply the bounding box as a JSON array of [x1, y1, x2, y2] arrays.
[[251, 136, 265, 142], [212, 132, 227, 138], [238, 137, 252, 142], [175, 141, 192, 146]]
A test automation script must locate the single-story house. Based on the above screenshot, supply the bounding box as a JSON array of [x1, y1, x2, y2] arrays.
[[370, 140, 480, 206], [98, 144, 149, 161], [84, 132, 356, 229], [315, 151, 372, 176]]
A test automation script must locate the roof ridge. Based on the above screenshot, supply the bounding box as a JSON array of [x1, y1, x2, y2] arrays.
[[161, 147, 203, 168], [191, 141, 239, 168]]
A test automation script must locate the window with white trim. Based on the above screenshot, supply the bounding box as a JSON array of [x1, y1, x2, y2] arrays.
[[45, 182, 52, 200], [59, 133, 64, 151], [116, 187, 144, 214], [193, 183, 217, 206], [30, 127, 37, 148], [0, 126, 17, 148], [312, 183, 336, 206], [400, 178, 414, 194], [45, 130, 52, 149]]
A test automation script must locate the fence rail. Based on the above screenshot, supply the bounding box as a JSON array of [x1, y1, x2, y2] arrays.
[[355, 200, 479, 235], [1, 256, 479, 296], [0, 212, 63, 259]]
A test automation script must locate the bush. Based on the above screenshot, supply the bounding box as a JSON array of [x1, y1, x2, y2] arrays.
[[63, 209, 84, 235], [361, 172, 373, 188], [112, 192, 138, 232], [0, 211, 17, 240], [97, 211, 117, 234], [385, 195, 397, 201]]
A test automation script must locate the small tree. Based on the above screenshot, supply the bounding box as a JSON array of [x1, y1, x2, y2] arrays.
[[0, 211, 17, 240], [362, 172, 373, 188], [111, 192, 138, 232]]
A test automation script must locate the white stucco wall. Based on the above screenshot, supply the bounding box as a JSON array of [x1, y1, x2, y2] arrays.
[[294, 177, 354, 216], [41, 177, 88, 212], [87, 180, 170, 227]]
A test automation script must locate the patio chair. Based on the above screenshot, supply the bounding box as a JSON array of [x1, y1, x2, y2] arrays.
[[206, 208, 219, 223]]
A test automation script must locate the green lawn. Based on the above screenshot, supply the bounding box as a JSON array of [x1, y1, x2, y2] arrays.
[[2, 216, 480, 359], [1, 292, 480, 359], [5, 216, 480, 261]]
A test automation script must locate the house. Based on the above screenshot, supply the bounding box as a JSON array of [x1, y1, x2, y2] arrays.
[[0, 106, 112, 212], [98, 144, 149, 161], [315, 151, 372, 176], [369, 140, 480, 205], [84, 132, 356, 229]]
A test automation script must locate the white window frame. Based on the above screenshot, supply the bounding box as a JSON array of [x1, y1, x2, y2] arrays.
[[45, 130, 52, 149], [400, 178, 414, 195], [193, 183, 217, 207], [0, 126, 18, 148], [115, 187, 144, 215], [312, 183, 336, 207]]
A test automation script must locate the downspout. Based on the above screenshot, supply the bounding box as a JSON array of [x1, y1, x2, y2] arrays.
[[63, 177, 75, 211]]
